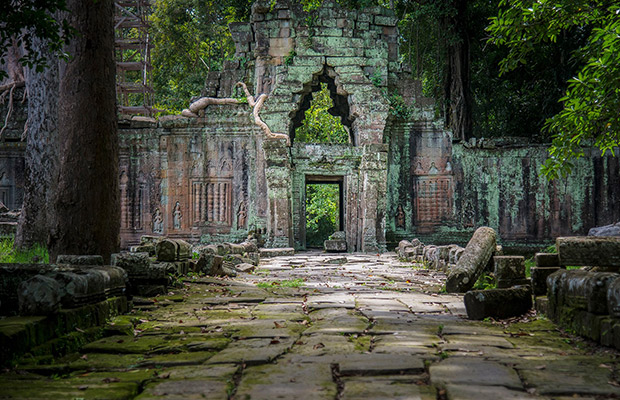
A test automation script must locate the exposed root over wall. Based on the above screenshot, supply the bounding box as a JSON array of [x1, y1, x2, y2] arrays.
[[0, 80, 26, 139], [181, 82, 290, 146]]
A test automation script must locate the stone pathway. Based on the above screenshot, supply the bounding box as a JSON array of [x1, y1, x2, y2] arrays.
[[1, 251, 620, 399]]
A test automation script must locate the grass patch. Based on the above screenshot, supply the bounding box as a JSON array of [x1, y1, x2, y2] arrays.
[[0, 237, 48, 263], [256, 278, 305, 289]]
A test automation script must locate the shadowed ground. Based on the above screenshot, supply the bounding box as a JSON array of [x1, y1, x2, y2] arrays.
[[1, 251, 618, 399]]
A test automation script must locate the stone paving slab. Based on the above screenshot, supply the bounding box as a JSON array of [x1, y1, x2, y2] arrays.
[[2, 251, 619, 399], [516, 358, 620, 396], [341, 376, 436, 400], [430, 357, 523, 390], [206, 337, 296, 365], [444, 384, 538, 400], [339, 354, 426, 376], [136, 379, 229, 400], [235, 362, 337, 400]]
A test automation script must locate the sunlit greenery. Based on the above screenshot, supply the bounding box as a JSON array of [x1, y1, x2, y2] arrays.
[[306, 184, 340, 248], [0, 237, 48, 264], [150, 0, 252, 112], [295, 83, 349, 144], [488, 0, 620, 178]]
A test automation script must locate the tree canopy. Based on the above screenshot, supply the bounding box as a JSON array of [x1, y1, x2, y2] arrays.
[[488, 0, 620, 178], [0, 0, 74, 80]]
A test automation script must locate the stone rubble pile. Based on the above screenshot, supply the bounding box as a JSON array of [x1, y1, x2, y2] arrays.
[[111, 235, 263, 296], [396, 238, 465, 272], [399, 227, 534, 320]]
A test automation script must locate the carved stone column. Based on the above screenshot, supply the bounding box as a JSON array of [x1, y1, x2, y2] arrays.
[[262, 139, 293, 248]]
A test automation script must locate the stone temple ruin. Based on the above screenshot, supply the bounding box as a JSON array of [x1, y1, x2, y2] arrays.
[[2, 1, 620, 395], [1, 0, 619, 252]]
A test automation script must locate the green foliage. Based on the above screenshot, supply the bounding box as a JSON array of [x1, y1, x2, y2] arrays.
[[150, 0, 252, 112], [472, 273, 495, 290], [0, 0, 75, 80], [295, 83, 349, 144], [284, 50, 296, 66], [306, 184, 340, 248], [385, 91, 412, 120], [0, 237, 48, 264], [488, 0, 620, 178], [370, 70, 383, 87]]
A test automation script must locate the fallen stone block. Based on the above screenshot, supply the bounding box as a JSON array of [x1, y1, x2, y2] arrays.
[[18, 275, 62, 315], [464, 286, 532, 320], [112, 252, 150, 271], [584, 272, 619, 314], [530, 266, 560, 296], [324, 239, 347, 252], [129, 244, 156, 256], [259, 248, 295, 257], [557, 236, 620, 267], [235, 263, 256, 273], [589, 222, 620, 237], [607, 278, 620, 318], [494, 256, 526, 288], [141, 235, 162, 245], [80, 266, 128, 299], [548, 270, 619, 315], [1, 263, 55, 315], [446, 227, 497, 293], [56, 255, 104, 266], [397, 240, 413, 258], [156, 239, 192, 262], [535, 252, 560, 268], [46, 269, 107, 308]]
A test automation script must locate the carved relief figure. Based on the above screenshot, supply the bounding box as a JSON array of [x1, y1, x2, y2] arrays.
[[396, 204, 406, 229], [237, 201, 247, 230], [153, 208, 164, 234], [173, 201, 182, 230]]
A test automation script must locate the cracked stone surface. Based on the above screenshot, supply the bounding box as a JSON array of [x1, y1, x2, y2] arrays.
[[1, 251, 619, 399]]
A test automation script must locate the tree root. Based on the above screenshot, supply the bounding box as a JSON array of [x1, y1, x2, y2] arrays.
[[0, 80, 25, 139], [181, 82, 290, 146]]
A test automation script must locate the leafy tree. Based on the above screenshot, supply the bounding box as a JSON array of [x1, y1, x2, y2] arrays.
[[150, 0, 252, 112], [295, 83, 350, 144], [0, 0, 74, 80], [488, 0, 620, 178], [306, 183, 340, 247]]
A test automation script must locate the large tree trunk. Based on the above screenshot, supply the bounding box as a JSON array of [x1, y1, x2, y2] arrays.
[[15, 36, 59, 249], [443, 0, 472, 142], [49, 0, 119, 263]]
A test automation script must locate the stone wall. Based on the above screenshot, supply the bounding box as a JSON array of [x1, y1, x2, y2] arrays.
[[387, 135, 620, 249]]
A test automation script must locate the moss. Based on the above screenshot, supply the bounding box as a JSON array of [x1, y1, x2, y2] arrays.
[[347, 335, 371, 352]]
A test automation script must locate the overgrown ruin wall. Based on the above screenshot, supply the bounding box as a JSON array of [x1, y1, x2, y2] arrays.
[[1, 0, 619, 251], [386, 124, 620, 249]]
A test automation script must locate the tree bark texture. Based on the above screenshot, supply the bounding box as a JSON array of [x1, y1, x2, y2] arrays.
[[443, 0, 472, 142], [50, 0, 119, 263], [15, 36, 59, 249]]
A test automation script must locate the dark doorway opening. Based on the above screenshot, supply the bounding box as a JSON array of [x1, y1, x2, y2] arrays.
[[305, 176, 344, 248]]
